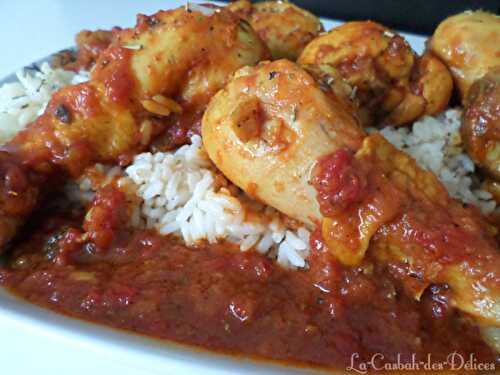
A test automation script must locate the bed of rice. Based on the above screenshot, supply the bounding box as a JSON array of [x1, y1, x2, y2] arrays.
[[0, 63, 497, 269], [125, 136, 311, 269]]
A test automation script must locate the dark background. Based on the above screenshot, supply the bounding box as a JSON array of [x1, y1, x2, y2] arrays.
[[221, 0, 499, 35]]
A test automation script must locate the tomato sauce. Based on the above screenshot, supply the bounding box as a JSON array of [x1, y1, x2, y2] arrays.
[[312, 148, 367, 215], [92, 46, 135, 107], [0, 205, 497, 371], [53, 29, 118, 72]]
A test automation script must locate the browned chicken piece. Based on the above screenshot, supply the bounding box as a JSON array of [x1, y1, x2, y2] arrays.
[[298, 21, 453, 127], [72, 29, 119, 70], [227, 0, 323, 60], [0, 4, 269, 251], [202, 59, 364, 226], [429, 11, 500, 104], [353, 135, 499, 327], [52, 29, 120, 71], [202, 59, 500, 327], [461, 68, 500, 181]]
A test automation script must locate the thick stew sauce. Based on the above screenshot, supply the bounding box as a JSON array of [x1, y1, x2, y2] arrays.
[[0, 206, 496, 371]]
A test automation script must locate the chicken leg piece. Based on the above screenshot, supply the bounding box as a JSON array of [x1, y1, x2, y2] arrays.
[[202, 60, 500, 327], [461, 67, 500, 181], [0, 4, 269, 250], [429, 10, 500, 103]]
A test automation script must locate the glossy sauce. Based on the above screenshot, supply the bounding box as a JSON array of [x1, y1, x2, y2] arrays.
[[461, 68, 500, 179], [54, 29, 117, 72], [93, 46, 135, 107], [311, 135, 500, 330], [0, 203, 497, 371], [313, 136, 499, 262]]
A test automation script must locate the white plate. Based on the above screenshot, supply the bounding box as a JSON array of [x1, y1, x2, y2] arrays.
[[0, 2, 427, 373]]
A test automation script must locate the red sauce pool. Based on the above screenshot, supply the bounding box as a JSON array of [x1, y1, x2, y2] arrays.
[[0, 212, 496, 371]]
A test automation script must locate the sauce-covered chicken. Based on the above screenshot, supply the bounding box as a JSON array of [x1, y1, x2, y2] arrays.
[[54, 29, 119, 72], [0, 4, 269, 251], [462, 67, 500, 181], [298, 21, 453, 126], [228, 0, 323, 60], [429, 10, 500, 104], [202, 60, 364, 226], [202, 60, 500, 328]]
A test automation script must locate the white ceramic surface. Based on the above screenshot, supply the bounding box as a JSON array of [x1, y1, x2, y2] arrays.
[[0, 1, 426, 373]]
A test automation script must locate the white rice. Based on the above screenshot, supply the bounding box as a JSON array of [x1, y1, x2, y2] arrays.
[[0, 62, 497, 269], [378, 109, 497, 214], [0, 62, 89, 143], [125, 135, 311, 269]]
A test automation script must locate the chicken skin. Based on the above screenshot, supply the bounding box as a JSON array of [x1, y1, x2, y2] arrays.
[[0, 4, 269, 250]]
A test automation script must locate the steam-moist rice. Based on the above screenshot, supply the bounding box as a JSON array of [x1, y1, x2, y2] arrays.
[[125, 136, 311, 269], [0, 62, 497, 269], [0, 62, 88, 143], [378, 109, 498, 214]]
